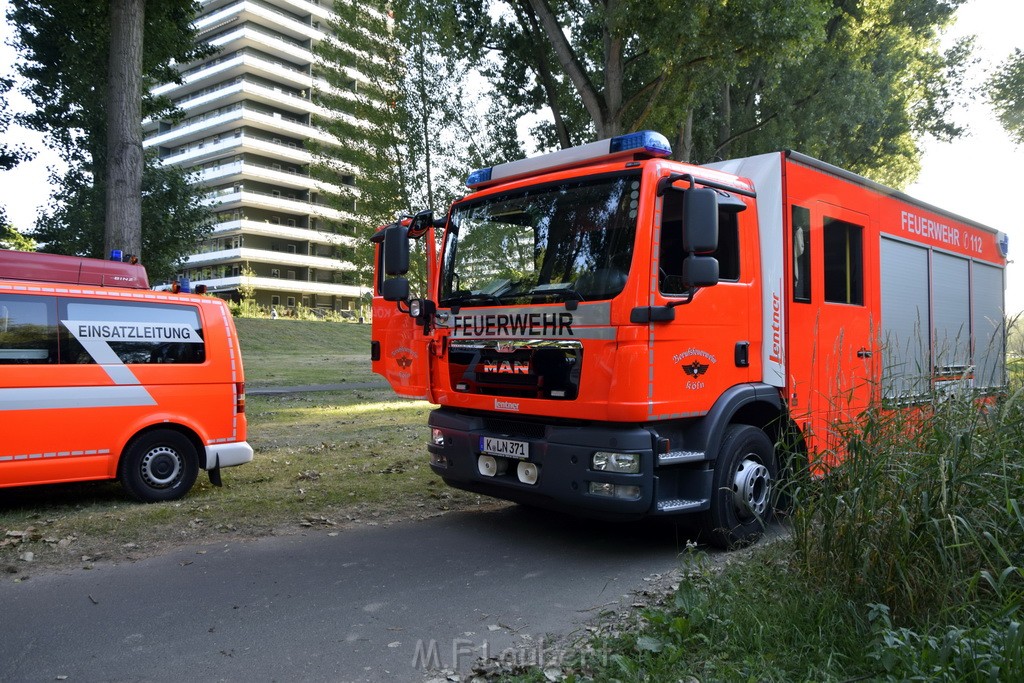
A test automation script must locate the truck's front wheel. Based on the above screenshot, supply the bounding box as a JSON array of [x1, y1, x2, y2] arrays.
[[700, 424, 777, 549]]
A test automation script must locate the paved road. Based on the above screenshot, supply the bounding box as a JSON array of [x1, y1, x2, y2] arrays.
[[0, 505, 695, 682]]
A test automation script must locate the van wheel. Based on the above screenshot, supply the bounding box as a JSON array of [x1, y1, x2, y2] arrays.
[[119, 430, 199, 502], [699, 425, 777, 550]]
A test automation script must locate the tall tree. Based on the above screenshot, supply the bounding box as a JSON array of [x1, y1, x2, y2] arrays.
[[989, 48, 1024, 144], [448, 0, 970, 188], [312, 0, 521, 288], [8, 0, 212, 278]]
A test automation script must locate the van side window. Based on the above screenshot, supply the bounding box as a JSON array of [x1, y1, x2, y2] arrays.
[[0, 294, 57, 364], [59, 299, 206, 365], [792, 205, 811, 302], [823, 217, 864, 305], [660, 191, 740, 295]]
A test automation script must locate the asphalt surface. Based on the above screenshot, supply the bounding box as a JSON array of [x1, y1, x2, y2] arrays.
[[0, 505, 696, 682]]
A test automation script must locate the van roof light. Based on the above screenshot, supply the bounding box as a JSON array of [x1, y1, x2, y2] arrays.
[[466, 130, 672, 189]]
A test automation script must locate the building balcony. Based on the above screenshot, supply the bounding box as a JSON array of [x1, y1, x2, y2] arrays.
[[157, 132, 312, 167], [152, 51, 312, 101], [184, 246, 350, 271], [195, 0, 325, 44], [201, 0, 335, 25], [202, 189, 354, 222], [204, 23, 314, 66], [192, 275, 366, 299], [210, 219, 355, 246], [195, 160, 342, 194], [144, 103, 334, 150]]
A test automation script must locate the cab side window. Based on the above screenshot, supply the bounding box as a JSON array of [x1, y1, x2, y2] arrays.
[[659, 191, 740, 295], [0, 294, 58, 364]]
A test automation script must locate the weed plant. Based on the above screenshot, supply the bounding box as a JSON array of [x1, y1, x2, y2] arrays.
[[511, 380, 1024, 682]]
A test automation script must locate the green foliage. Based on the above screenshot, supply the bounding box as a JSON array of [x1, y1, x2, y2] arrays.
[[8, 0, 212, 271], [505, 379, 1024, 682], [448, 0, 970, 188], [311, 0, 523, 291], [30, 156, 211, 281], [989, 48, 1024, 145], [789, 388, 1024, 625], [0, 223, 37, 251]]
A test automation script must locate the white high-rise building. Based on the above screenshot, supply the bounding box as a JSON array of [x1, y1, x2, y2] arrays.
[[143, 0, 364, 316]]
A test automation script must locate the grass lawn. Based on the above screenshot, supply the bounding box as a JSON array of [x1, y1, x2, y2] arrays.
[[0, 319, 494, 578]]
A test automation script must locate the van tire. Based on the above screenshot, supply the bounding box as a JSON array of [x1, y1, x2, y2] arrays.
[[119, 430, 199, 503], [699, 424, 777, 550]]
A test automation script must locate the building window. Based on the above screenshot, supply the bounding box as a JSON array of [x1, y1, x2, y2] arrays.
[[271, 295, 280, 306], [287, 296, 296, 307], [271, 268, 281, 278], [286, 270, 296, 280]]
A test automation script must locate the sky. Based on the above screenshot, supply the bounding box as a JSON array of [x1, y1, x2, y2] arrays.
[[0, 0, 1022, 315]]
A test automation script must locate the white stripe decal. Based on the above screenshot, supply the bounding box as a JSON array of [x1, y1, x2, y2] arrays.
[[0, 386, 157, 411]]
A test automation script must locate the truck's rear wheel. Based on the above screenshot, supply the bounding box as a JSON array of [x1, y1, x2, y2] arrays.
[[119, 429, 199, 502], [700, 424, 777, 549]]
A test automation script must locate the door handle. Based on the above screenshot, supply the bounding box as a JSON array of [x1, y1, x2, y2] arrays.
[[857, 347, 872, 359]]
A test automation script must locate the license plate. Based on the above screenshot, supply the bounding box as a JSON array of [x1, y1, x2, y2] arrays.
[[479, 436, 529, 460]]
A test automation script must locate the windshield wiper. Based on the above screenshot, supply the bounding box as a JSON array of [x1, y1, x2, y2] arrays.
[[441, 290, 501, 309]]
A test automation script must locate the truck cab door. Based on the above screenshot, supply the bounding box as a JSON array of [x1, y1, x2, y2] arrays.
[[370, 234, 431, 400]]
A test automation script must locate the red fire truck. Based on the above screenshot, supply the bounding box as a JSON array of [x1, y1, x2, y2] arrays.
[[371, 131, 1008, 547]]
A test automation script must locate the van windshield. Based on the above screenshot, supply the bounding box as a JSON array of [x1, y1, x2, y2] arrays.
[[440, 172, 641, 307]]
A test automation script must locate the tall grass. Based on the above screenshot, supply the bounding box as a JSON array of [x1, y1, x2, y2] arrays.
[[780, 377, 1024, 679], [790, 387, 1024, 625], [507, 366, 1024, 680]]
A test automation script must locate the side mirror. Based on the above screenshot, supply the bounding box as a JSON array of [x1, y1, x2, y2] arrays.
[[383, 224, 410, 276], [381, 277, 410, 302], [683, 188, 719, 253], [682, 256, 719, 288]]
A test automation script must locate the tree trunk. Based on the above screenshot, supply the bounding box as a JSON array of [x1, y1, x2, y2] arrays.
[[676, 108, 694, 162], [717, 81, 731, 160], [104, 0, 145, 261]]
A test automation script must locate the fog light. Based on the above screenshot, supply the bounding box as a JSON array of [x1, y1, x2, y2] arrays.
[[588, 481, 615, 497], [430, 453, 448, 468], [478, 455, 507, 477], [614, 484, 641, 500], [431, 428, 445, 446], [517, 462, 539, 485], [591, 452, 639, 473]]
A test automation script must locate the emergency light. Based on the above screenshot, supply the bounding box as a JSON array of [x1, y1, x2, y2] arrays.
[[466, 130, 672, 189]]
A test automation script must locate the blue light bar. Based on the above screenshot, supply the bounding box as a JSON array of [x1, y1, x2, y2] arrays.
[[465, 167, 493, 187], [609, 131, 672, 156], [465, 130, 673, 189]]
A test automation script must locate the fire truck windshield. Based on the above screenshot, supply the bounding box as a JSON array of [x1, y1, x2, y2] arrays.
[[440, 171, 641, 307]]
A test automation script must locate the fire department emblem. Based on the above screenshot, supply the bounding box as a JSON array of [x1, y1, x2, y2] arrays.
[[396, 355, 413, 369], [683, 361, 709, 377]]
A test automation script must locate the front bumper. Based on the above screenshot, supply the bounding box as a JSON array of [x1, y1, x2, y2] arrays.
[[428, 408, 666, 519]]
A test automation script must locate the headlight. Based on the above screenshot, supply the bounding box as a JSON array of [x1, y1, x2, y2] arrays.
[[431, 428, 445, 446], [591, 451, 639, 473]]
